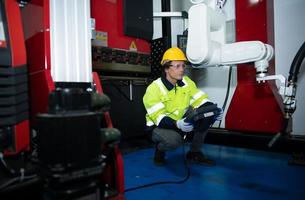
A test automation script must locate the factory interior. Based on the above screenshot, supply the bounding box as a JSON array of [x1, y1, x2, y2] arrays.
[[0, 0, 305, 199]]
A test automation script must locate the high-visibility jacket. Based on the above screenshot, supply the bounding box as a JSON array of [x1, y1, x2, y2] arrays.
[[143, 76, 210, 127]]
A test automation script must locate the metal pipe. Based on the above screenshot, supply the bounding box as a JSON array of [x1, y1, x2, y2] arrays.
[[161, 0, 171, 49]]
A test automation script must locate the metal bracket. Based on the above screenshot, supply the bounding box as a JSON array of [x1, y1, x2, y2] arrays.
[[257, 74, 287, 96]]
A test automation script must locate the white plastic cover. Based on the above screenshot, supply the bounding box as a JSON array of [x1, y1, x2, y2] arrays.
[[186, 3, 274, 69], [50, 0, 92, 82], [186, 3, 225, 67]]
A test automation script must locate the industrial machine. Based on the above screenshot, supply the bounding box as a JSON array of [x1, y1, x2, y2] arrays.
[[0, 0, 124, 199], [0, 0, 304, 198], [186, 0, 304, 145], [186, 1, 304, 146]]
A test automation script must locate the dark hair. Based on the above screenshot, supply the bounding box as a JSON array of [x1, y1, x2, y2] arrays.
[[162, 61, 172, 70], [161, 61, 172, 76]]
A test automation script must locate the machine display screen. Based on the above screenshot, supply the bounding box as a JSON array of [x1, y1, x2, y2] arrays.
[[0, 6, 7, 48]]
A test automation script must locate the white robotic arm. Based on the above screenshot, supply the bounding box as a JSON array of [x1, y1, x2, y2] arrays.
[[187, 1, 305, 146], [186, 3, 273, 77]]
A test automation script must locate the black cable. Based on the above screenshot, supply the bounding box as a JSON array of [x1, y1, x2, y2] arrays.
[[0, 174, 38, 192], [268, 41, 305, 147], [124, 141, 191, 193], [218, 66, 232, 128], [0, 152, 16, 176], [0, 156, 38, 192], [288, 41, 305, 83]]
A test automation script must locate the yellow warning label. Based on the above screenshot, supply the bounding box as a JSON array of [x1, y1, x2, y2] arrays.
[[93, 31, 108, 47], [129, 41, 137, 52]]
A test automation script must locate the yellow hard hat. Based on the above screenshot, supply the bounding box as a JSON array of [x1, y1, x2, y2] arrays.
[[160, 47, 187, 65]]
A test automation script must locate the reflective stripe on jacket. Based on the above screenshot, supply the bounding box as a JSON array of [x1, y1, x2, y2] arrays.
[[143, 76, 209, 126]]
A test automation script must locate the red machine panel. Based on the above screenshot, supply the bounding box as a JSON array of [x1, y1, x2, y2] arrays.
[[1, 0, 29, 155], [21, 0, 54, 124], [21, 0, 51, 73], [4, 120, 30, 156], [91, 0, 150, 53], [5, 0, 26, 67], [226, 0, 283, 134]]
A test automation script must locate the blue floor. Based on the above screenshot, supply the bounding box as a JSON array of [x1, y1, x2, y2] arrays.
[[123, 144, 305, 200]]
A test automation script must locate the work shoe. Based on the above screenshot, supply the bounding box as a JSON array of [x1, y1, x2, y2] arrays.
[[186, 151, 215, 166], [154, 148, 165, 166]]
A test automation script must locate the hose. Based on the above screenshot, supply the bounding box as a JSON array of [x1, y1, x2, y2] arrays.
[[269, 41, 305, 147], [288, 41, 305, 83], [218, 66, 232, 128]]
